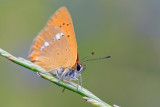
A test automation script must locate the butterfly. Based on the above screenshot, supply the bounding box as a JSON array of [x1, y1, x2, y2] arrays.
[[29, 7, 85, 85]]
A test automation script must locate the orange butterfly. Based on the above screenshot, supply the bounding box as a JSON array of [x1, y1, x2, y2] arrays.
[[29, 7, 85, 85]]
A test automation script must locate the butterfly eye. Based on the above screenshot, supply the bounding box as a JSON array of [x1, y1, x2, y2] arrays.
[[76, 63, 81, 71]]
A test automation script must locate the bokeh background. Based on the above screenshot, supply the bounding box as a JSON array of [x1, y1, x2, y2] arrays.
[[0, 0, 160, 107]]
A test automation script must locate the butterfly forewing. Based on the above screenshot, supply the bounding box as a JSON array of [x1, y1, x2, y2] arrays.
[[29, 7, 78, 71], [47, 7, 78, 67]]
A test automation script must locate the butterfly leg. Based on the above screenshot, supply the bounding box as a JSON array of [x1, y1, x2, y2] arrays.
[[37, 72, 43, 77], [36, 68, 58, 79], [70, 77, 79, 90], [57, 74, 65, 84], [61, 80, 76, 92], [62, 80, 76, 87], [47, 69, 58, 74], [61, 79, 80, 91], [75, 78, 79, 91], [79, 74, 82, 89], [62, 88, 66, 93], [57, 68, 65, 85], [56, 69, 61, 79], [64, 78, 79, 90]]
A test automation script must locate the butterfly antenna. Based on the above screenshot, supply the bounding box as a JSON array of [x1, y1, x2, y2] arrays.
[[80, 51, 95, 61], [81, 56, 111, 63]]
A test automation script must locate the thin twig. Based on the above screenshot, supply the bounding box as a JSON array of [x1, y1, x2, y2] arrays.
[[0, 48, 113, 107]]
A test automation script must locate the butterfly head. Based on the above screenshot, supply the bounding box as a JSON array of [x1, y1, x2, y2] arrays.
[[75, 61, 86, 74]]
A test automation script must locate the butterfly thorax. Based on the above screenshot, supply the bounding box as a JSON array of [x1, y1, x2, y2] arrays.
[[55, 62, 85, 81]]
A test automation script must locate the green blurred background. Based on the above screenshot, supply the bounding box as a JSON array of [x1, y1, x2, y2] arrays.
[[0, 0, 160, 107]]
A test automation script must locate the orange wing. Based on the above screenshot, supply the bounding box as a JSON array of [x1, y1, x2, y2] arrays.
[[29, 7, 78, 71]]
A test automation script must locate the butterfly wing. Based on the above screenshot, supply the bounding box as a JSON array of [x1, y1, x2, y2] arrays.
[[29, 7, 78, 71], [47, 7, 78, 62]]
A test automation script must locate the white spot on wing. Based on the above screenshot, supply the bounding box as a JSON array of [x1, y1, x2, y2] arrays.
[[60, 33, 64, 36], [44, 42, 49, 47], [56, 33, 61, 40], [40, 46, 45, 50], [35, 58, 38, 61]]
